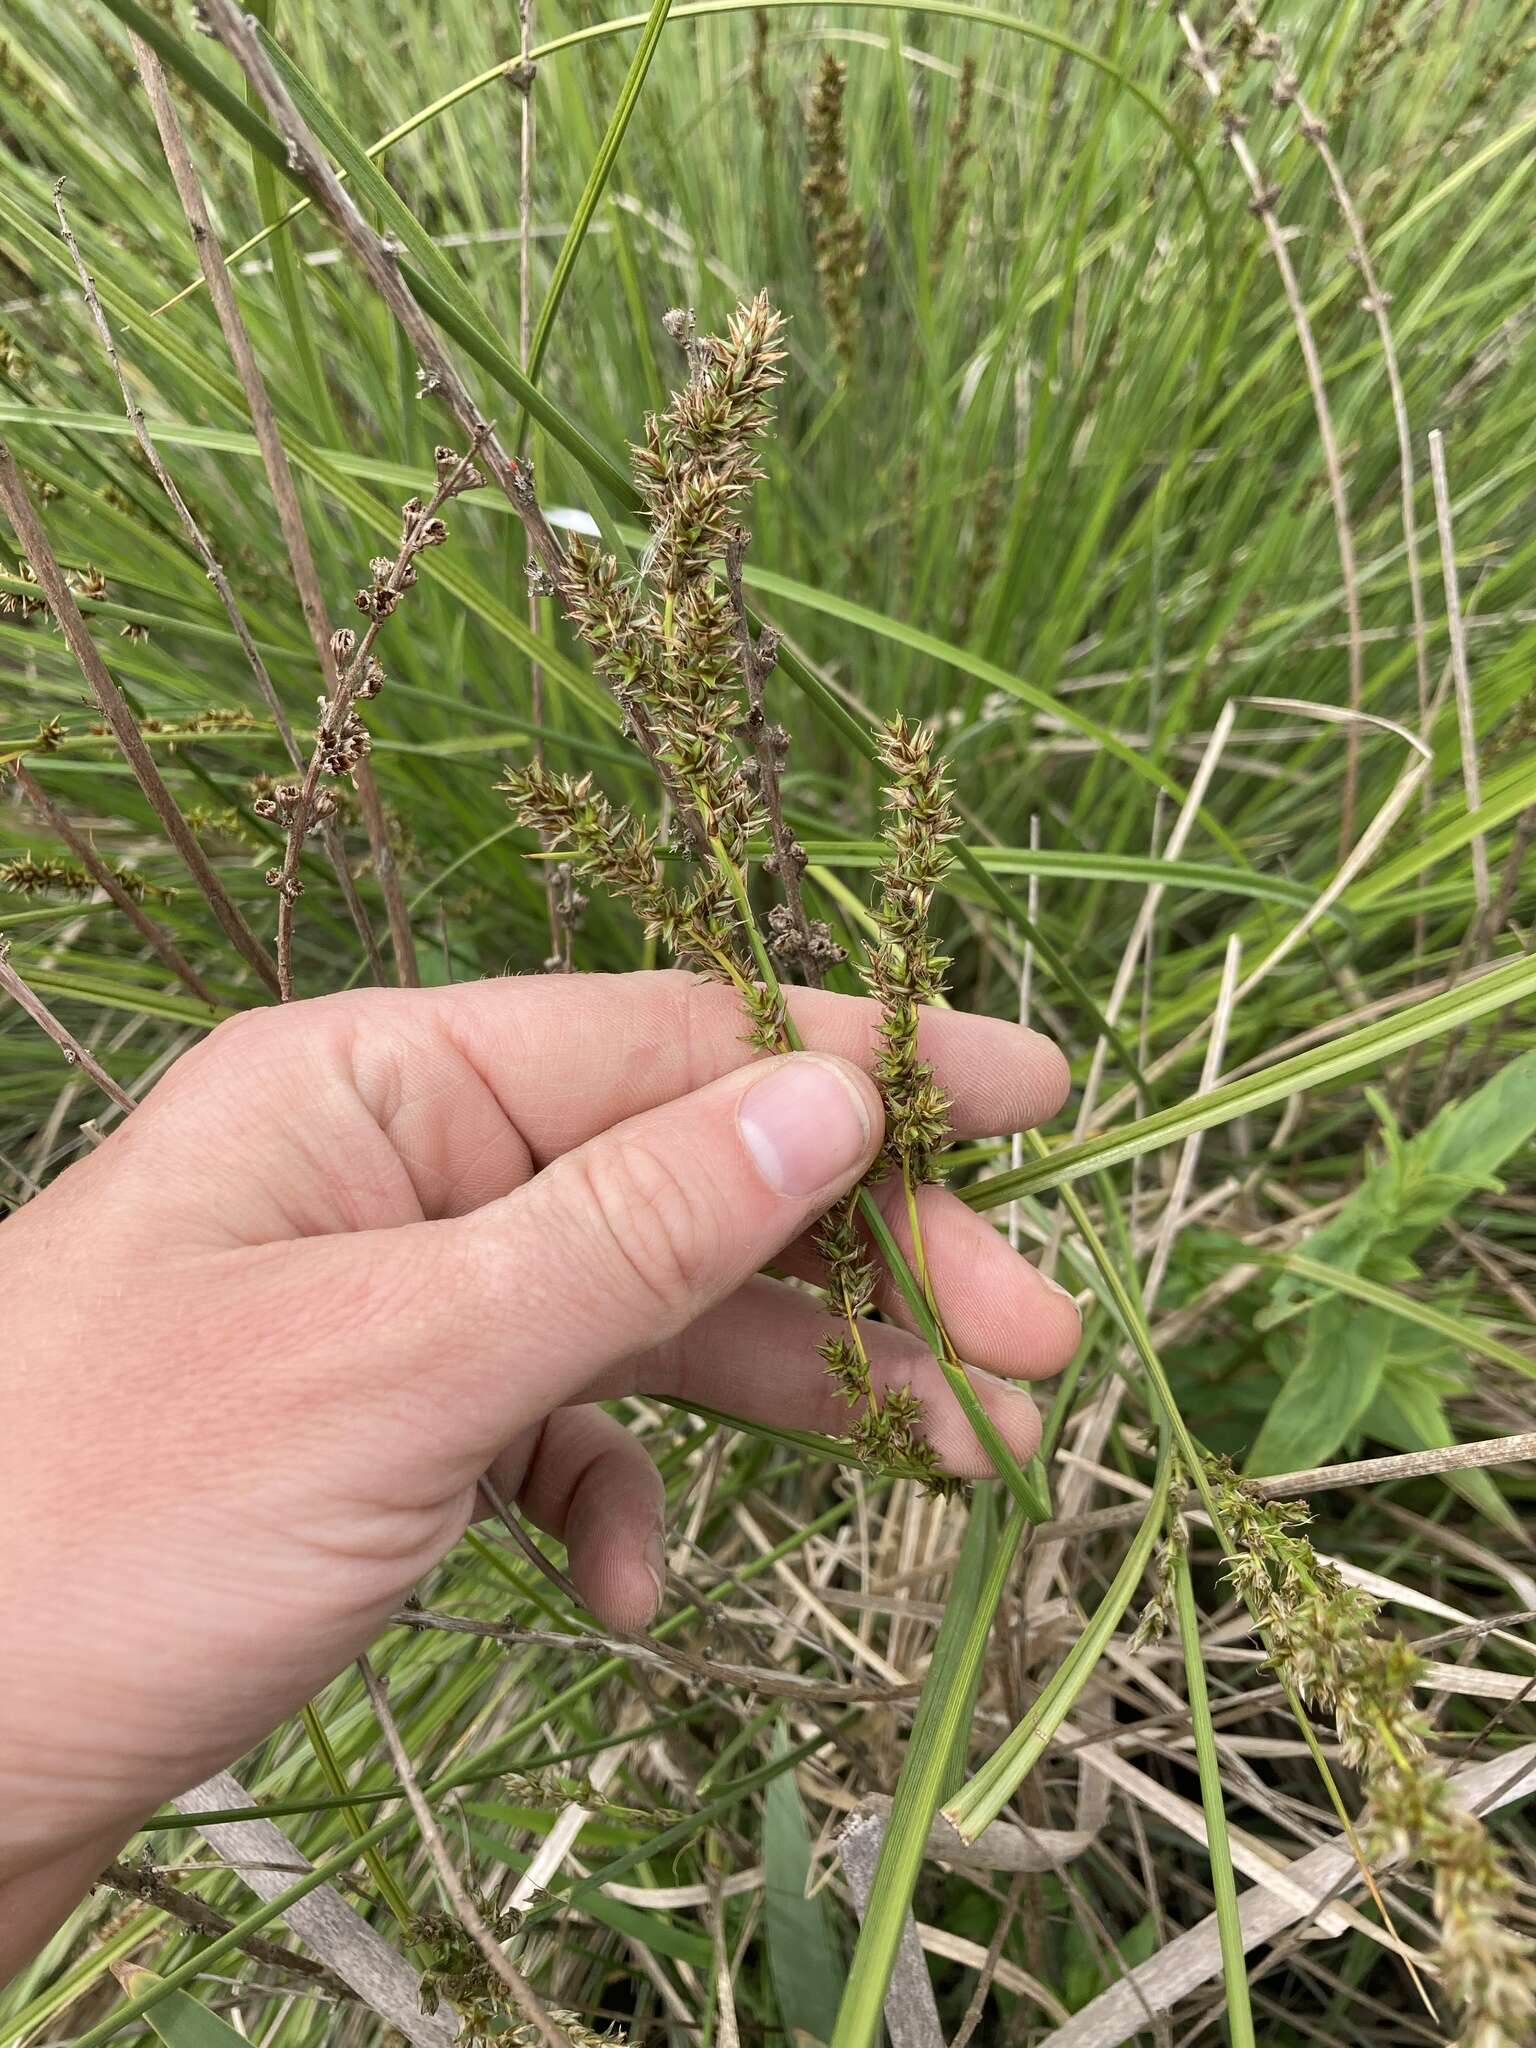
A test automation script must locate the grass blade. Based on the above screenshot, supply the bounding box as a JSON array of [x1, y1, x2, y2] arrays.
[[522, 0, 675, 392], [832, 1493, 1022, 2048], [764, 1720, 845, 2042], [107, 1968, 247, 2048], [968, 950, 1536, 1209]]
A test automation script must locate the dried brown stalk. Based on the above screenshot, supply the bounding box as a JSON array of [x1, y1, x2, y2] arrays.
[[203, 0, 695, 853], [950, 1873, 1022, 2048], [266, 446, 482, 999], [99, 1861, 351, 1997], [510, 5, 572, 971], [204, 0, 567, 588], [350, 764, 411, 983], [1036, 1432, 1536, 1544], [0, 441, 280, 994], [9, 761, 215, 1007], [52, 180, 300, 764], [128, 42, 396, 988], [1248, 24, 1430, 743], [1255, 28, 1437, 951], [387, 1605, 919, 1703], [0, 935, 136, 1114], [1177, 12, 1366, 861], [723, 526, 835, 983], [356, 1657, 568, 2048]]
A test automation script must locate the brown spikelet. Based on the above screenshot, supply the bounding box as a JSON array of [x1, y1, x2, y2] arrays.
[[803, 55, 866, 371]]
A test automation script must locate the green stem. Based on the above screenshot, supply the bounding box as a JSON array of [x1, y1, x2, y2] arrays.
[[299, 1702, 417, 1933], [944, 1440, 1172, 1837], [832, 1493, 1023, 2047], [1173, 1541, 1255, 2047]]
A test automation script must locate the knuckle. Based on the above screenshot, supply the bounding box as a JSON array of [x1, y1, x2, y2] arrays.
[[204, 1004, 278, 1061], [157, 1004, 288, 1102], [675, 970, 736, 1093], [567, 1136, 717, 1326]]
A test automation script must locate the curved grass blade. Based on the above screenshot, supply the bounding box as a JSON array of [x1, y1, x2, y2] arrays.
[[1259, 1249, 1536, 1381], [522, 0, 675, 394], [942, 1444, 1172, 1840], [968, 949, 1536, 1209], [96, 0, 631, 502], [150, 0, 1221, 352], [107, 1967, 247, 2048]]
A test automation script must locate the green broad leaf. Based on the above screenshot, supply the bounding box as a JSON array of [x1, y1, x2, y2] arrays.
[[1061, 1912, 1159, 2012], [108, 1966, 247, 2048], [1246, 1301, 1391, 1476], [763, 1722, 844, 2046], [1364, 1380, 1524, 1541], [1410, 1047, 1536, 1185], [1263, 1049, 1536, 1326]]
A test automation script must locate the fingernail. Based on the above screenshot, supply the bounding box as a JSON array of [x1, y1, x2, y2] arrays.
[[1037, 1266, 1079, 1307], [738, 1055, 872, 1198], [643, 1529, 667, 1616]]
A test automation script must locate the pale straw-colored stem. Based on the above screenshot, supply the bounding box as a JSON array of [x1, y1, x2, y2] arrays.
[[130, 41, 397, 987], [10, 761, 215, 1007], [0, 442, 280, 994]]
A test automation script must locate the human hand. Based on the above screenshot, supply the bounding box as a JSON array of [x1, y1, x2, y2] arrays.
[[0, 971, 1075, 1961]]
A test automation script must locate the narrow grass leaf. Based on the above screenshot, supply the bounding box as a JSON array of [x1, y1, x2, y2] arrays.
[[764, 1721, 845, 2044]]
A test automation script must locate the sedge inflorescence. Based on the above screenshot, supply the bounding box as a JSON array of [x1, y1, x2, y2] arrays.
[[802, 54, 866, 370], [1209, 1461, 1536, 2047], [502, 298, 964, 1483]]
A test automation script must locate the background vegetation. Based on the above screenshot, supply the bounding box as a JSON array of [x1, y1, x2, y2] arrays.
[[0, 0, 1532, 2043]]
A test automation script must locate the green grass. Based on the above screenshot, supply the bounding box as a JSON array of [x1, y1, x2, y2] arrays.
[[1, 1, 1533, 2043]]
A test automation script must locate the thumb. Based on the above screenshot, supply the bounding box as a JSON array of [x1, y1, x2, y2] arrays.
[[308, 1051, 885, 1474]]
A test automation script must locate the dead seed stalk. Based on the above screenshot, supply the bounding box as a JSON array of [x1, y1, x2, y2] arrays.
[[723, 527, 825, 982], [0, 441, 281, 994], [98, 1862, 351, 1998], [129, 40, 400, 987], [356, 1657, 567, 2048], [266, 443, 484, 1000], [9, 761, 215, 1006], [1177, 12, 1365, 862], [0, 936, 135, 1113]]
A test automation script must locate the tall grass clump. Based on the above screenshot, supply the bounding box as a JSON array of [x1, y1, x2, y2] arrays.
[[0, 2, 1533, 2046]]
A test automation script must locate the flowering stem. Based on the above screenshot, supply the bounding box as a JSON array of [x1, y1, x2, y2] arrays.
[[713, 839, 1051, 1521]]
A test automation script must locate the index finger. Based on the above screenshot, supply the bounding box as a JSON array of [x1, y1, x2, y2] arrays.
[[422, 969, 1069, 1166]]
